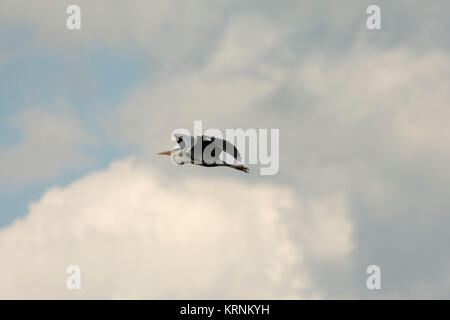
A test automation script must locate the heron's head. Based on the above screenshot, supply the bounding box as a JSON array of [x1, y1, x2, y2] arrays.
[[158, 149, 185, 165]]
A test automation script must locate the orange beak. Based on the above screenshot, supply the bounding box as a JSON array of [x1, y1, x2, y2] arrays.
[[157, 150, 172, 156]]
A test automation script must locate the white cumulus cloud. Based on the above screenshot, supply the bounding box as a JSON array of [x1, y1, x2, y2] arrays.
[[0, 158, 354, 299]]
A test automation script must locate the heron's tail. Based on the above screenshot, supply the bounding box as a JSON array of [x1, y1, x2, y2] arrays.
[[226, 163, 249, 173]]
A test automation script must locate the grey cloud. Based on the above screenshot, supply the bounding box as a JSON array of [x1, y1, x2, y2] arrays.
[[1, 0, 449, 298], [0, 108, 93, 186]]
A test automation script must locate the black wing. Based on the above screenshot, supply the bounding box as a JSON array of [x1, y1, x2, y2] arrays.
[[202, 135, 241, 161], [188, 135, 218, 163]]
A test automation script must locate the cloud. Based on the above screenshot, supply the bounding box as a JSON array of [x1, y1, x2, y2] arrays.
[[0, 0, 223, 66], [298, 195, 354, 260], [0, 108, 92, 187], [0, 158, 353, 299], [3, 0, 448, 64], [284, 43, 450, 196], [104, 10, 450, 296], [286, 44, 450, 297], [296, 45, 450, 144], [2, 0, 450, 298]]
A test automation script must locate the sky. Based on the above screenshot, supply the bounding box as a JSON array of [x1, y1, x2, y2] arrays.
[[0, 0, 449, 299]]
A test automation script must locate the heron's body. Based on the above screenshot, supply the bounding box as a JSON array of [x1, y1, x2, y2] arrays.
[[158, 134, 249, 173]]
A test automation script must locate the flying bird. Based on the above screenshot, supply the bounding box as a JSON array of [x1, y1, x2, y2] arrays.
[[158, 134, 249, 173]]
